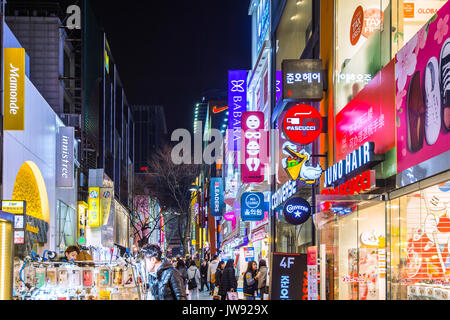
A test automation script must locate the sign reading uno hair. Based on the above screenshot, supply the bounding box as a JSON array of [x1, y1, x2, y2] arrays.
[[210, 178, 224, 216], [56, 127, 74, 188], [228, 70, 248, 151], [4, 48, 25, 130], [282, 59, 323, 101], [241, 111, 265, 184]]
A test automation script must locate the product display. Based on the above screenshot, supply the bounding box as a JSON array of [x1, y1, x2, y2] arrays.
[[440, 37, 450, 131], [406, 70, 425, 153], [424, 56, 441, 145]]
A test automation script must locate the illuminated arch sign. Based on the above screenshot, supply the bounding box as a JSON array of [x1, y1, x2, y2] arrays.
[[324, 141, 383, 188]]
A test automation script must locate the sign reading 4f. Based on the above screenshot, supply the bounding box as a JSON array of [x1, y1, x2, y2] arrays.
[[280, 257, 295, 269]]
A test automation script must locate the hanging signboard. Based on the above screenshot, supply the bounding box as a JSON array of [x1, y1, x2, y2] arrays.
[[56, 126, 75, 188], [4, 48, 25, 131], [210, 178, 224, 216], [282, 104, 323, 145], [241, 111, 265, 184], [307, 246, 318, 300], [283, 147, 323, 184], [270, 253, 307, 300], [282, 59, 323, 101], [282, 197, 311, 225], [228, 70, 248, 151], [241, 192, 265, 221], [244, 247, 255, 262], [88, 187, 101, 227]]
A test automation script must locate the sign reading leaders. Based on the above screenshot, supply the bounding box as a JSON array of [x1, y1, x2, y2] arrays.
[[270, 253, 307, 300], [282, 59, 323, 101], [56, 126, 75, 188], [283, 197, 311, 225], [210, 178, 224, 216], [241, 192, 264, 221]]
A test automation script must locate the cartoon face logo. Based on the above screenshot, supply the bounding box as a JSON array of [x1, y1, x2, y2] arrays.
[[246, 141, 260, 156], [246, 115, 261, 130]]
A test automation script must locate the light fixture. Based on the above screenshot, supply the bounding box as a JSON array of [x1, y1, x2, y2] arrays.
[[296, 0, 303, 5], [290, 14, 299, 21]]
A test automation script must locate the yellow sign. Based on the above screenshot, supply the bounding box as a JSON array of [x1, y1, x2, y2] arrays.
[[88, 187, 102, 227], [1, 200, 25, 214], [100, 187, 113, 225], [77, 201, 88, 240], [4, 48, 25, 131], [192, 239, 197, 246], [25, 223, 39, 234], [99, 290, 111, 300]]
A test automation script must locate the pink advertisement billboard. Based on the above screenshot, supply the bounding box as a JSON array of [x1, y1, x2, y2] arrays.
[[396, 2, 450, 172]]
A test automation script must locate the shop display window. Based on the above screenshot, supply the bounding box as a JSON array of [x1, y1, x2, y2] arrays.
[[276, 206, 313, 254], [56, 200, 76, 254], [389, 180, 450, 300]]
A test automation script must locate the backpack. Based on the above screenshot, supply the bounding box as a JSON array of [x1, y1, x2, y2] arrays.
[[188, 269, 198, 290]]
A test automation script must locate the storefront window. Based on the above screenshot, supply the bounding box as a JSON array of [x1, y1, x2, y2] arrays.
[[275, 0, 313, 70], [275, 207, 313, 254], [56, 200, 76, 254], [389, 180, 450, 300]]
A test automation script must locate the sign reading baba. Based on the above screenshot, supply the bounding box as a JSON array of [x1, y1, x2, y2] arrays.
[[283, 197, 311, 225], [324, 141, 382, 188], [283, 104, 323, 145], [210, 178, 224, 216], [282, 59, 323, 101], [241, 192, 264, 221], [241, 111, 266, 184]]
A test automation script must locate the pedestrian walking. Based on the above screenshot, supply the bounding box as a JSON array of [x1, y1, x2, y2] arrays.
[[213, 261, 225, 299], [243, 261, 258, 300], [176, 258, 188, 288], [142, 244, 187, 300], [219, 259, 237, 300], [187, 260, 201, 300], [199, 260, 209, 292], [256, 259, 268, 300], [207, 254, 220, 295]]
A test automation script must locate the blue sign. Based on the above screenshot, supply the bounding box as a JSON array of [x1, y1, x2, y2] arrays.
[[241, 192, 264, 221], [210, 178, 223, 216], [228, 70, 248, 151], [282, 197, 311, 225]]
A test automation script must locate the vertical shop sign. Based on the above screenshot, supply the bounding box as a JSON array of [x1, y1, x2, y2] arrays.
[[241, 111, 265, 183], [88, 187, 101, 227], [210, 178, 224, 216], [56, 127, 74, 188], [270, 253, 307, 300], [282, 59, 323, 101], [228, 70, 248, 151], [241, 192, 264, 221], [244, 247, 255, 262], [276, 71, 282, 104], [100, 187, 113, 225], [4, 48, 25, 131], [307, 246, 318, 300]]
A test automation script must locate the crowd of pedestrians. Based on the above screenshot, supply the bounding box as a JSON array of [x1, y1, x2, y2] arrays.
[[142, 244, 268, 300]]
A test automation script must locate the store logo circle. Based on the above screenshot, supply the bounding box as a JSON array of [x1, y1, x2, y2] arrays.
[[282, 197, 311, 225], [282, 104, 322, 144], [245, 194, 261, 208], [350, 6, 364, 46], [89, 190, 98, 198]]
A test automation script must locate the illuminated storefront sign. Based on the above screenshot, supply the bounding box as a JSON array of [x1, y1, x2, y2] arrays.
[[241, 111, 265, 184], [324, 142, 380, 188], [271, 180, 297, 210], [1, 200, 25, 214], [256, 0, 270, 54], [210, 178, 224, 216], [283, 147, 323, 184], [228, 70, 248, 151], [282, 59, 323, 101], [77, 201, 88, 243], [282, 104, 323, 145], [321, 170, 376, 196], [56, 127, 74, 188], [241, 192, 264, 222], [4, 48, 25, 131], [87, 187, 101, 227], [282, 197, 311, 225]]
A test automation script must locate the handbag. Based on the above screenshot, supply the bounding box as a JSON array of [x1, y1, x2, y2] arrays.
[[212, 286, 221, 300], [227, 291, 239, 300], [188, 270, 198, 290]]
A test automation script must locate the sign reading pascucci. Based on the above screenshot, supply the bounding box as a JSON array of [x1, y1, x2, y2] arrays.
[[210, 178, 224, 216], [282, 59, 323, 101], [4, 48, 25, 131], [241, 192, 264, 221], [56, 127, 75, 188], [283, 104, 323, 145], [228, 70, 248, 151]]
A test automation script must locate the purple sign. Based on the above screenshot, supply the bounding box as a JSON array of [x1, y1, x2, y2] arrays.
[[276, 70, 282, 104], [228, 70, 248, 151]]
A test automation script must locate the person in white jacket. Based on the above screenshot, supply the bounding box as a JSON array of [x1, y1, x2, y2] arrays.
[[187, 260, 201, 300], [207, 255, 219, 295]]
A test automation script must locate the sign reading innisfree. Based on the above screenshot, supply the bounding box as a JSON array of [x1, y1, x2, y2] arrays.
[[56, 127, 75, 188], [4, 48, 25, 130]]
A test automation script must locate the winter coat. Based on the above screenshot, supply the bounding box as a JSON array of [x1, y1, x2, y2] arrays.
[[218, 266, 237, 296], [176, 265, 188, 282], [207, 260, 219, 283], [200, 263, 208, 278], [187, 266, 201, 287], [148, 259, 187, 300], [257, 266, 268, 289], [215, 268, 223, 287], [243, 271, 258, 296]]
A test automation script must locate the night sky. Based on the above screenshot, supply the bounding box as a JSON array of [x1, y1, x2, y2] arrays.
[[90, 0, 252, 133]]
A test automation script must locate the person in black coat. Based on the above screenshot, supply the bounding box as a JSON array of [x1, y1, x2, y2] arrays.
[[213, 261, 225, 297], [218, 259, 237, 300], [143, 244, 187, 300], [199, 260, 209, 292]]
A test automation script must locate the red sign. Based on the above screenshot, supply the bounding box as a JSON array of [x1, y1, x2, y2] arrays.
[[350, 6, 364, 46], [321, 170, 376, 196], [307, 246, 317, 265], [335, 60, 396, 161], [283, 104, 322, 145], [241, 111, 266, 184]]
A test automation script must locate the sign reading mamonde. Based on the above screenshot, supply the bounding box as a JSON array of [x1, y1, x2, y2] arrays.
[[4, 48, 25, 131]]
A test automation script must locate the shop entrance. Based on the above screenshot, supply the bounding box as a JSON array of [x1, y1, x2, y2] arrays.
[[314, 194, 387, 300]]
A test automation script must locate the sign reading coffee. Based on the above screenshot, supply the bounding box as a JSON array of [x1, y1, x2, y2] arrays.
[[282, 59, 323, 101]]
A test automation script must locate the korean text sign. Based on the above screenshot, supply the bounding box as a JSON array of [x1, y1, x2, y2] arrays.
[[270, 253, 307, 300], [241, 192, 264, 221], [282, 59, 323, 101]]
